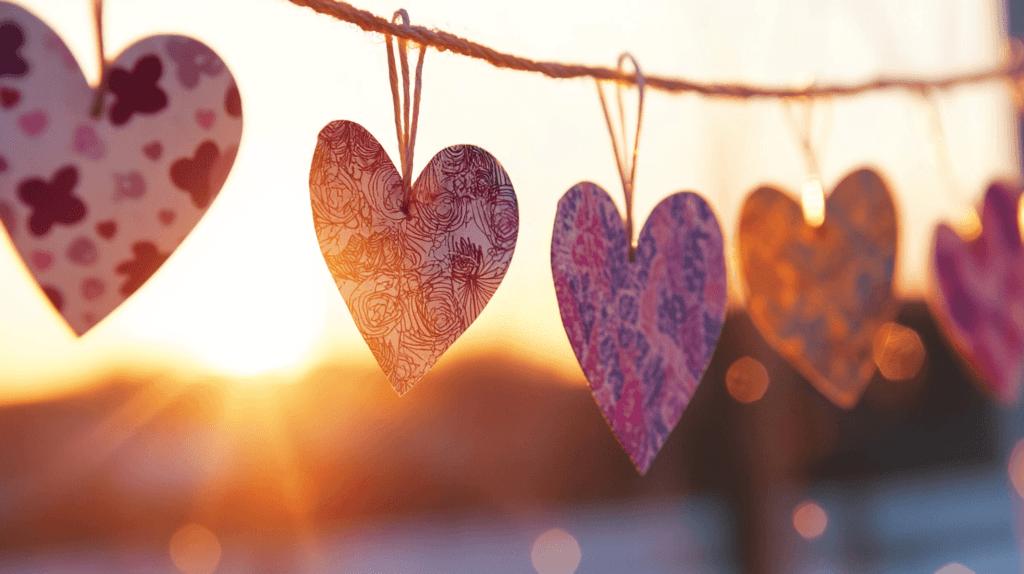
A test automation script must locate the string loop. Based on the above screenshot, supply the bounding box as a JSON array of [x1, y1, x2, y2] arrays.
[[596, 53, 644, 259], [89, 0, 108, 118], [783, 96, 831, 227], [385, 9, 426, 215]]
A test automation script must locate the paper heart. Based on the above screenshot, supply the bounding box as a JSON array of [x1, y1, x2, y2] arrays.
[[310, 120, 518, 395], [738, 169, 898, 408], [0, 2, 242, 334], [551, 182, 727, 473], [932, 182, 1024, 404]]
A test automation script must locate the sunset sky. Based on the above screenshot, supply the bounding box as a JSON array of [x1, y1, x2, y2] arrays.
[[0, 0, 1015, 402]]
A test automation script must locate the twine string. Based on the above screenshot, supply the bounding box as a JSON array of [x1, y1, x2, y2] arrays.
[[89, 0, 108, 118], [597, 54, 645, 260], [783, 96, 834, 227], [384, 9, 426, 215], [783, 96, 821, 177], [288, 0, 1024, 98]]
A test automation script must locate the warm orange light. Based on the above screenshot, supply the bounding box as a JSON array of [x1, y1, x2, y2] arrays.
[[801, 175, 825, 228], [1008, 439, 1024, 499], [872, 322, 926, 381], [531, 528, 582, 574], [933, 563, 975, 574], [1019, 194, 1024, 243], [726, 356, 770, 403], [956, 208, 982, 242], [169, 523, 222, 574], [792, 500, 827, 540]]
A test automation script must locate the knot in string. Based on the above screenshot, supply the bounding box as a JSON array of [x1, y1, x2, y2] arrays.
[[385, 9, 426, 216], [89, 0, 109, 118], [596, 53, 645, 260]]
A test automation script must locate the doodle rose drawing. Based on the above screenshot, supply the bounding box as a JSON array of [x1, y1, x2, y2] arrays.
[[310, 120, 518, 395], [551, 182, 727, 473]]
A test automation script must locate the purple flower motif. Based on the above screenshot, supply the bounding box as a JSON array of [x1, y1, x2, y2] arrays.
[[166, 37, 224, 90]]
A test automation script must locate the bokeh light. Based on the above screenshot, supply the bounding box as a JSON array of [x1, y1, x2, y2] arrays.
[[169, 523, 222, 574], [1008, 438, 1024, 499], [956, 208, 983, 241], [801, 174, 826, 228], [933, 563, 975, 574], [726, 356, 770, 403], [872, 322, 926, 381], [530, 528, 582, 574], [1019, 194, 1024, 243], [792, 500, 828, 540]]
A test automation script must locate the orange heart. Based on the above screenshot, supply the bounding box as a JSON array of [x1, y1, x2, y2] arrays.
[[310, 121, 518, 395], [737, 169, 898, 408]]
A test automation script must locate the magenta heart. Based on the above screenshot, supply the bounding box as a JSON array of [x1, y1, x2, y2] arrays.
[[0, 3, 243, 334], [18, 109, 46, 136], [933, 182, 1024, 404], [551, 182, 727, 473]]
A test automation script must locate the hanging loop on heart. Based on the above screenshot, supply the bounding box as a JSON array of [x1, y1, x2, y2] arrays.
[[782, 95, 831, 229], [596, 53, 645, 261], [915, 86, 982, 238], [385, 9, 426, 216], [89, 0, 109, 118]]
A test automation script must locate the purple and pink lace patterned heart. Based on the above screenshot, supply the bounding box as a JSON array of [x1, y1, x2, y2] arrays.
[[932, 182, 1024, 404], [551, 182, 727, 473], [0, 2, 242, 334], [310, 120, 519, 395]]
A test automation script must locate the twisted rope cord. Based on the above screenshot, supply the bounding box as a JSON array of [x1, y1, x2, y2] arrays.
[[287, 0, 1024, 98]]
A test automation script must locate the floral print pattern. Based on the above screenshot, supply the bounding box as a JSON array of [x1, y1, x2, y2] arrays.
[[932, 182, 1024, 404], [738, 169, 898, 408], [551, 182, 726, 473], [310, 120, 518, 395]]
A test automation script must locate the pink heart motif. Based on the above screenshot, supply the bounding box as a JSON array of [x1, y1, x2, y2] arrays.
[[0, 3, 243, 334], [195, 109, 215, 130], [73, 124, 105, 160], [18, 109, 47, 136], [933, 182, 1024, 404], [31, 249, 53, 270], [142, 141, 163, 161], [551, 182, 727, 473], [310, 120, 519, 395]]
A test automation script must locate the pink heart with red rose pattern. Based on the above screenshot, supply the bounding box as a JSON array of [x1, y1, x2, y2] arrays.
[[932, 182, 1024, 404], [0, 2, 242, 334], [551, 182, 727, 473], [310, 120, 519, 395]]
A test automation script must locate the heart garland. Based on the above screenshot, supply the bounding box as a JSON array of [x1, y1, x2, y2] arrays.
[[931, 182, 1024, 405], [737, 169, 898, 408], [552, 182, 727, 473], [0, 2, 242, 334], [310, 121, 518, 395]]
